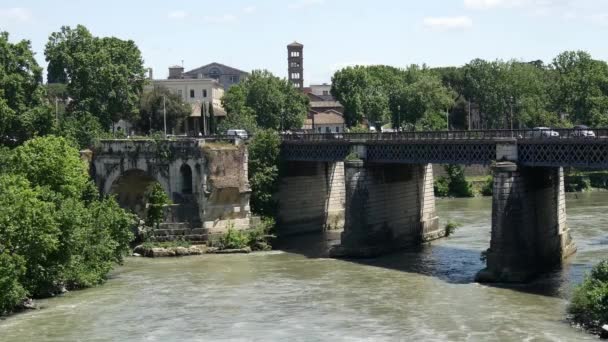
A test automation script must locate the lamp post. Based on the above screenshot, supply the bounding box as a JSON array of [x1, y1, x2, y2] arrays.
[[509, 96, 514, 136], [163, 95, 167, 137], [397, 105, 401, 131]]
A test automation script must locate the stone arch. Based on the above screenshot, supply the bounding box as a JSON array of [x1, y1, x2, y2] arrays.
[[180, 163, 193, 194], [108, 169, 170, 218]]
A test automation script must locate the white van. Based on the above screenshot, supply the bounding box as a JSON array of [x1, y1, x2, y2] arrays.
[[226, 129, 248, 140]]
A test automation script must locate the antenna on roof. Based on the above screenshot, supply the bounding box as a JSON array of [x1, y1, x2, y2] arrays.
[[181, 60, 184, 67]]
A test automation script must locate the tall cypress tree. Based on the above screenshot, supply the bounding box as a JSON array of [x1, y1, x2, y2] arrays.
[[208, 101, 215, 134]]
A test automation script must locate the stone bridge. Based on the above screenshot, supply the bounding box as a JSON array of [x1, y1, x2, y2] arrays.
[[89, 138, 255, 241], [279, 129, 608, 282]]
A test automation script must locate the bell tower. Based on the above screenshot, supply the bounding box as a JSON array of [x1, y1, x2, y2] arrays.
[[287, 41, 304, 89]]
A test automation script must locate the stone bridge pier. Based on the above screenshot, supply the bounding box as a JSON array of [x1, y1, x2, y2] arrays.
[[330, 159, 442, 257], [476, 161, 576, 282], [276, 161, 345, 235]]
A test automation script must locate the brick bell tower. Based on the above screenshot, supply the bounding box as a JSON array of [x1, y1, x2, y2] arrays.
[[287, 41, 304, 89]]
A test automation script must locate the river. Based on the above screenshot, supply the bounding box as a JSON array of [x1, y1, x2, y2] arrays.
[[2, 193, 608, 341]]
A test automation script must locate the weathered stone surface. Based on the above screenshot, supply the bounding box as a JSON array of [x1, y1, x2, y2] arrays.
[[331, 161, 443, 257], [476, 164, 576, 283], [209, 247, 251, 254]]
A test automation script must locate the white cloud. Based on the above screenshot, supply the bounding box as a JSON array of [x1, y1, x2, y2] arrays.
[[0, 7, 32, 22], [590, 13, 608, 26], [242, 6, 256, 13], [168, 10, 188, 20], [423, 16, 473, 31], [204, 14, 238, 24], [288, 0, 325, 10]]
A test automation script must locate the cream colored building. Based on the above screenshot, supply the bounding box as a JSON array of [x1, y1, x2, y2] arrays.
[[147, 69, 227, 135]]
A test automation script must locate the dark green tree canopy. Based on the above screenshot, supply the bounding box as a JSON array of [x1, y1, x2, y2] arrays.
[[0, 32, 53, 145], [220, 70, 309, 132], [45, 25, 146, 129]]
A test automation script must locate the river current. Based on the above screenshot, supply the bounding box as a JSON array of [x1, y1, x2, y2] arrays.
[[2, 193, 608, 341]]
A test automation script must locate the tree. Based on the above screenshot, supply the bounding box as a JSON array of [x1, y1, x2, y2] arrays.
[[221, 70, 308, 132], [145, 182, 170, 229], [208, 101, 216, 134], [137, 87, 190, 134], [0, 136, 135, 311], [248, 129, 281, 217], [0, 31, 54, 146], [45, 25, 146, 129], [550, 51, 608, 126]]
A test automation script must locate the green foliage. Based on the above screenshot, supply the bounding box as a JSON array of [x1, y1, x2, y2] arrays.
[[220, 70, 309, 132], [434, 176, 450, 197], [481, 176, 493, 196], [0, 136, 135, 314], [45, 25, 146, 129], [218, 226, 251, 250], [208, 102, 216, 134], [434, 166, 474, 197], [145, 183, 170, 229], [141, 240, 191, 249], [347, 125, 370, 133], [248, 129, 281, 217], [0, 32, 53, 146], [216, 218, 275, 251], [445, 165, 474, 197], [564, 175, 591, 193], [345, 152, 361, 161], [569, 260, 608, 333], [331, 65, 455, 128], [445, 221, 462, 237], [136, 86, 190, 134]]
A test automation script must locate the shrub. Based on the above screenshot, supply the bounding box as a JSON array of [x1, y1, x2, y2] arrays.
[[145, 182, 170, 228], [248, 218, 276, 251], [445, 165, 474, 197], [218, 226, 251, 250], [445, 221, 462, 237], [569, 260, 608, 334], [565, 175, 590, 193], [0, 252, 27, 314], [481, 176, 493, 196], [434, 176, 450, 197]]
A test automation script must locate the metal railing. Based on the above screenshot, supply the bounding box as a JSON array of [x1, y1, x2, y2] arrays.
[[280, 128, 608, 142]]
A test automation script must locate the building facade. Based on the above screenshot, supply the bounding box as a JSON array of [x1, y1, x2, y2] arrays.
[[167, 63, 249, 91]]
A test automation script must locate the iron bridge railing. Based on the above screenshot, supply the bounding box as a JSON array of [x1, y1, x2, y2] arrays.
[[280, 128, 608, 142]]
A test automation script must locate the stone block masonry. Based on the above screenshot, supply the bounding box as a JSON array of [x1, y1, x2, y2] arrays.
[[330, 161, 442, 257], [276, 161, 345, 235], [476, 162, 576, 283]]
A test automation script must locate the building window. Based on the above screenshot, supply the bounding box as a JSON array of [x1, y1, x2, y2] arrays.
[[323, 90, 329, 96], [209, 67, 221, 80], [180, 164, 193, 194], [230, 75, 238, 83], [325, 127, 331, 133], [290, 51, 300, 57], [190, 89, 195, 98], [290, 62, 299, 68], [317, 127, 322, 133], [335, 127, 340, 133], [291, 73, 300, 79], [203, 89, 207, 97]]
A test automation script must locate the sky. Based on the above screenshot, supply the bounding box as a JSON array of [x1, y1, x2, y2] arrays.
[[2, 0, 608, 85]]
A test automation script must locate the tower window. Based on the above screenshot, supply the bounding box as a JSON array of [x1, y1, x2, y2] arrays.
[[290, 51, 300, 57], [190, 89, 195, 98], [291, 73, 300, 79]]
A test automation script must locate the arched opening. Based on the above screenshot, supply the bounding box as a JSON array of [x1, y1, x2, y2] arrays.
[[110, 169, 167, 218], [180, 164, 193, 194]]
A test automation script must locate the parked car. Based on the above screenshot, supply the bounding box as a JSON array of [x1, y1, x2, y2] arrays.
[[525, 127, 559, 138], [226, 129, 249, 140], [572, 125, 596, 137]]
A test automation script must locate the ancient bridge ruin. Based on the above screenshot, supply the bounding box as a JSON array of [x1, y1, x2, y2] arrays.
[[279, 129, 608, 282], [89, 138, 255, 241]]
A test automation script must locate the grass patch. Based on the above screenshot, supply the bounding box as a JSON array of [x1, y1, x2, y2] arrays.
[[445, 221, 462, 237], [140, 240, 192, 249]]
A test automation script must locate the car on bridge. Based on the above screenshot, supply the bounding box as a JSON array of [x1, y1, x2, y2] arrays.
[[525, 127, 560, 138], [572, 125, 596, 138]]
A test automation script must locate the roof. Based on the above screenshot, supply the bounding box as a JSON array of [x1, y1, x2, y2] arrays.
[[304, 111, 345, 125], [189, 102, 226, 117], [288, 41, 303, 47], [169, 65, 184, 69], [183, 62, 249, 77], [310, 100, 343, 108]]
